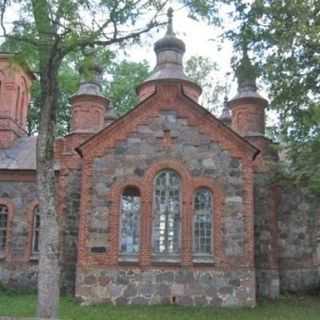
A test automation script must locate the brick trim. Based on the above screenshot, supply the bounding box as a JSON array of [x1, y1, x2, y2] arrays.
[[109, 178, 144, 265], [192, 177, 224, 265], [0, 198, 15, 262]]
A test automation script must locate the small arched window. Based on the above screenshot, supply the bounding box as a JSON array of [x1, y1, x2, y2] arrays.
[[120, 186, 140, 255], [32, 206, 40, 255], [0, 204, 9, 255], [193, 188, 213, 255], [153, 170, 181, 255], [15, 86, 20, 121]]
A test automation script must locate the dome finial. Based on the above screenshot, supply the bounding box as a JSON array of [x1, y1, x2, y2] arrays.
[[167, 7, 175, 35]]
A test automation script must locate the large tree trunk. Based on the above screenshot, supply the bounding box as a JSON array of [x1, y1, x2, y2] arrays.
[[36, 57, 61, 318]]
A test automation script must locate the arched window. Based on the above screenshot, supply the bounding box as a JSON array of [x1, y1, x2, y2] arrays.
[[32, 206, 40, 255], [15, 86, 20, 121], [153, 170, 181, 255], [119, 186, 140, 255], [0, 204, 9, 255], [193, 188, 213, 255]]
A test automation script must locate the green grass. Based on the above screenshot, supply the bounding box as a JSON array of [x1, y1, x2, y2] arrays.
[[0, 292, 320, 320]]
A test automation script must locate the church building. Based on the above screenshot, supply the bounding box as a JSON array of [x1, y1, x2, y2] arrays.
[[0, 10, 319, 306]]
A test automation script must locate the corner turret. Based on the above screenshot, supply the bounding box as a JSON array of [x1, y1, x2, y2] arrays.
[[70, 51, 110, 133]]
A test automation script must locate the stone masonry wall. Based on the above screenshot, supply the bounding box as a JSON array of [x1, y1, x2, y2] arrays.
[[0, 179, 38, 289], [88, 110, 246, 258], [278, 186, 320, 292], [0, 171, 81, 293], [76, 103, 256, 306], [254, 172, 280, 298], [77, 268, 255, 306]]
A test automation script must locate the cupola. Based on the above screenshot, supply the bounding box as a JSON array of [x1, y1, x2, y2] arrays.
[[228, 49, 268, 138], [137, 8, 202, 101], [70, 52, 110, 133]]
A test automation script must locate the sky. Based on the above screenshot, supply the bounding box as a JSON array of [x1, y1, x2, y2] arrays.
[[127, 4, 236, 101], [0, 1, 275, 123]]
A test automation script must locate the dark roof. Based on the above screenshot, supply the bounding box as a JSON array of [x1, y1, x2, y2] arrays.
[[0, 136, 37, 170]]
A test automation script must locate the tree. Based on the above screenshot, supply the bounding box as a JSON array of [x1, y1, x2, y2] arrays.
[[0, 0, 221, 317], [224, 0, 320, 193], [105, 60, 150, 115], [185, 55, 224, 114]]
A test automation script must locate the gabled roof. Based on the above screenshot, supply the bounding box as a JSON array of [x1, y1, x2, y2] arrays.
[[76, 83, 260, 160]]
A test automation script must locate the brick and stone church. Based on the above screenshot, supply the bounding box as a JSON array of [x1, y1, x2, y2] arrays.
[[0, 10, 319, 307]]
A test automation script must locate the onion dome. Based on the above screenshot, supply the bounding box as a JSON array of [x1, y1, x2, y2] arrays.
[[229, 48, 267, 104], [137, 7, 201, 99], [220, 96, 231, 125]]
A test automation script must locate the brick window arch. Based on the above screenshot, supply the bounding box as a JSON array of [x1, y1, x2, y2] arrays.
[[0, 199, 14, 260], [31, 205, 40, 255], [152, 169, 181, 257], [193, 188, 213, 257], [0, 204, 9, 256], [119, 186, 141, 257]]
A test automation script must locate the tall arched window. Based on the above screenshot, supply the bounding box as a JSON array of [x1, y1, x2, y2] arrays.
[[193, 188, 213, 255], [32, 206, 40, 255], [0, 204, 9, 255], [15, 86, 20, 121], [119, 186, 140, 255], [153, 170, 181, 255]]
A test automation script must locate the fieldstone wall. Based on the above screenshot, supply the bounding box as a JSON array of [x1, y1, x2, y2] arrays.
[[277, 186, 320, 292], [254, 173, 280, 298], [89, 110, 246, 257], [76, 108, 255, 305], [0, 172, 81, 293], [76, 268, 255, 307], [0, 180, 38, 288]]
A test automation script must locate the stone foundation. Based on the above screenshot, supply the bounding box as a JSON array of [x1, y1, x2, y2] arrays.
[[256, 269, 280, 298], [76, 268, 256, 306], [279, 268, 319, 292], [0, 262, 38, 289]]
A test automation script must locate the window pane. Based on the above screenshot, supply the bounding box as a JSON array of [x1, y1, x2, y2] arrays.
[[153, 170, 181, 255], [0, 205, 8, 252], [193, 188, 212, 255], [32, 206, 40, 254], [120, 187, 140, 254]]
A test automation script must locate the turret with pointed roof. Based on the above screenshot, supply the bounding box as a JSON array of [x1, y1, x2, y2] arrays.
[[228, 48, 268, 139], [70, 51, 114, 133]]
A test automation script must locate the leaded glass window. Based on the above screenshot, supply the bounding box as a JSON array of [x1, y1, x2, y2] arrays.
[[120, 187, 140, 255], [32, 206, 40, 254], [153, 170, 181, 255], [0, 204, 8, 254], [193, 188, 213, 255]]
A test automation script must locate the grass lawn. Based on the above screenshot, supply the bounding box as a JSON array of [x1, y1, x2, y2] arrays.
[[0, 292, 320, 320]]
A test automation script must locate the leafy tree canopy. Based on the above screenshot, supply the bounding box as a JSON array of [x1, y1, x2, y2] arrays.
[[224, 0, 320, 193]]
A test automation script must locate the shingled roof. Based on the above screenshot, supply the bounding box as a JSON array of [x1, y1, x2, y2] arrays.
[[0, 136, 37, 170]]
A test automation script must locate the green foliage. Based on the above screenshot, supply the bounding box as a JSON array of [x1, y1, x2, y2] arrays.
[[225, 0, 320, 193], [105, 60, 150, 116], [185, 55, 224, 114]]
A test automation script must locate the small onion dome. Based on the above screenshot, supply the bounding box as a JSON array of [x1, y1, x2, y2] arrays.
[[229, 49, 267, 107], [154, 8, 185, 54], [220, 96, 232, 125]]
